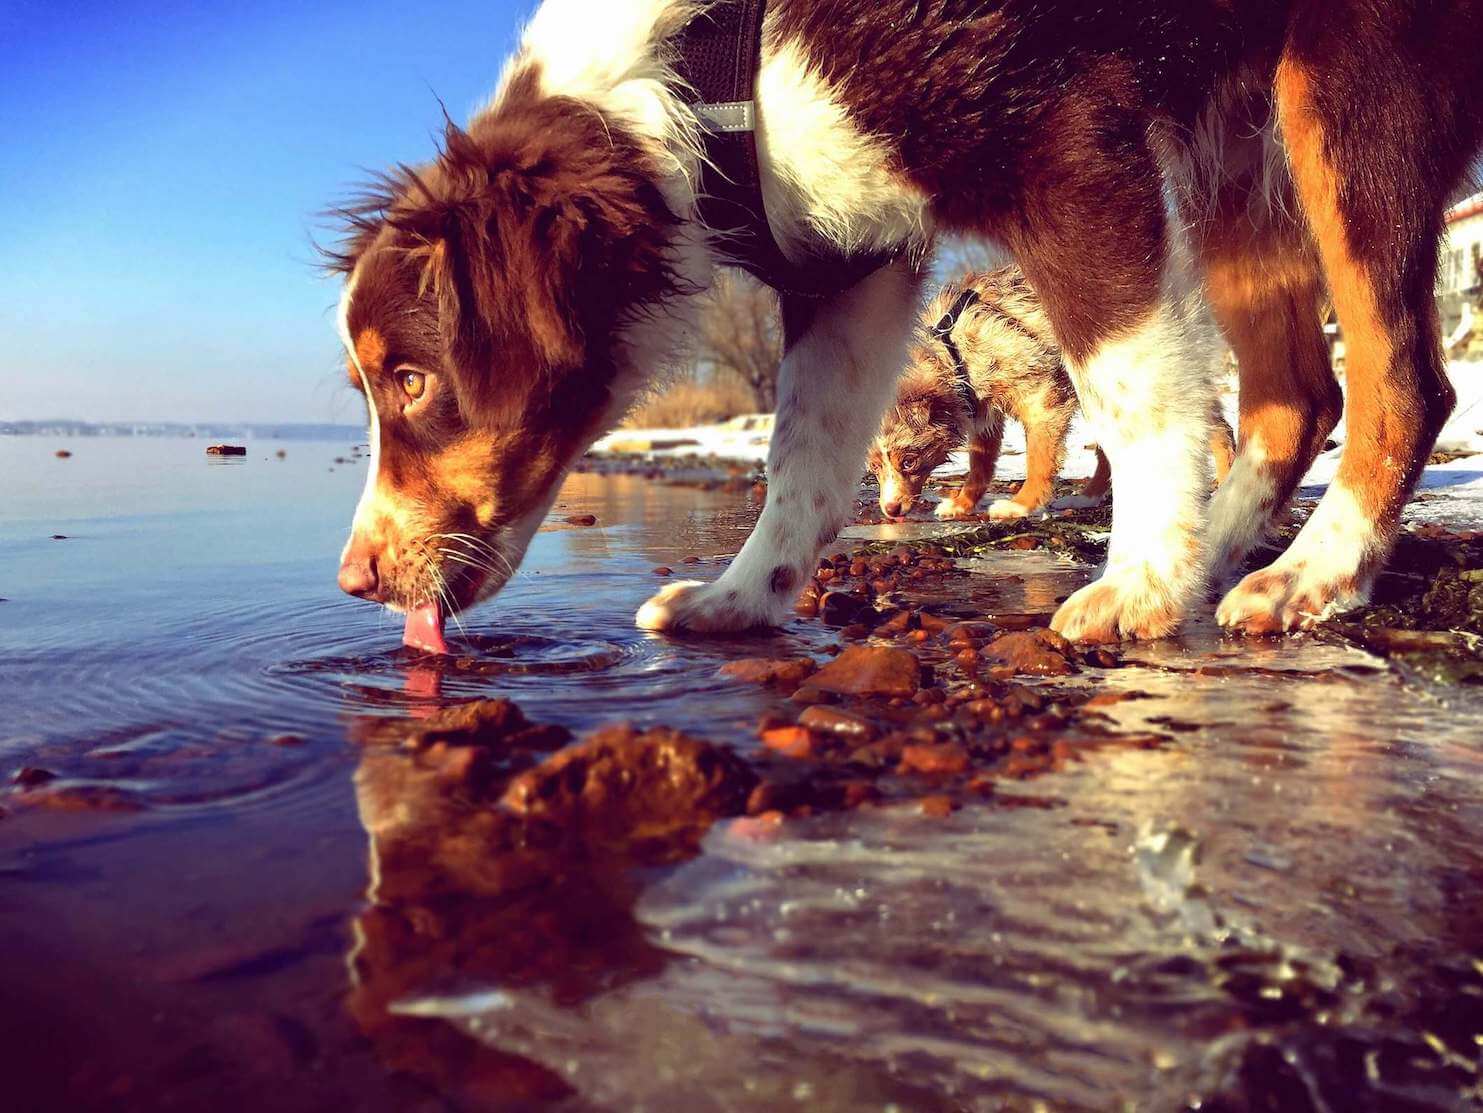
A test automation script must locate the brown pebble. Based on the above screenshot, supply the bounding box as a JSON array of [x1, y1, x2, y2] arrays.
[[806, 645, 924, 698], [653, 566, 673, 576], [760, 726, 814, 759], [820, 589, 870, 627], [54, 449, 73, 459], [980, 630, 1077, 677], [798, 706, 876, 741], [916, 612, 952, 635], [721, 657, 818, 689], [12, 766, 57, 788], [682, 555, 703, 564], [900, 742, 970, 776], [563, 514, 598, 526], [789, 685, 836, 705], [919, 795, 957, 818], [267, 733, 305, 747]]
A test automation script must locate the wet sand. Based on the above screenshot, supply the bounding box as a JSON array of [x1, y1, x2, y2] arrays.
[[2, 439, 1482, 1111]]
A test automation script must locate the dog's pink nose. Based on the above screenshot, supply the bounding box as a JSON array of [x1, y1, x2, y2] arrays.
[[338, 552, 381, 600]]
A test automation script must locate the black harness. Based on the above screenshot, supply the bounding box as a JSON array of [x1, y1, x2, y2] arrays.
[[932, 288, 982, 418], [673, 0, 889, 300]]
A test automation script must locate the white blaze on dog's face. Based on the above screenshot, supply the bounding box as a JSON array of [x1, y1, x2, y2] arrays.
[[866, 356, 962, 518], [327, 67, 682, 622]]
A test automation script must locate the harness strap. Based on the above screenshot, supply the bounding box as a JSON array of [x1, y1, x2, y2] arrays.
[[673, 0, 889, 299], [931, 288, 982, 418]]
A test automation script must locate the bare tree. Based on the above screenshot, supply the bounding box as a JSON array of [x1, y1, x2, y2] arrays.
[[696, 270, 784, 411]]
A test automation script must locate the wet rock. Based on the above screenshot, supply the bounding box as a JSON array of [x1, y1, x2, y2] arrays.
[[205, 444, 246, 456], [759, 726, 815, 759], [652, 566, 673, 576], [501, 725, 757, 843], [983, 612, 1051, 632], [266, 733, 305, 747], [54, 449, 72, 459], [24, 784, 148, 812], [12, 766, 57, 787], [788, 685, 836, 705], [819, 589, 870, 627], [943, 621, 997, 648], [899, 742, 970, 776], [719, 657, 817, 690], [919, 795, 957, 817], [797, 706, 876, 741], [794, 578, 824, 617], [384, 699, 573, 755], [873, 607, 916, 636], [802, 645, 924, 699], [980, 629, 1078, 676], [562, 514, 598, 526]]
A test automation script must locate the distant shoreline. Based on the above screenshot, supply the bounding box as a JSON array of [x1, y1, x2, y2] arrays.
[[0, 421, 364, 442]]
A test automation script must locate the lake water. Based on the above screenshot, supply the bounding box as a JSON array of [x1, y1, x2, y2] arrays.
[[3, 436, 1482, 1112]]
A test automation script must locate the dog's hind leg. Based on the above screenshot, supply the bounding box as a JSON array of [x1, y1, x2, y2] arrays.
[[1199, 214, 1338, 584], [636, 261, 921, 633], [1218, 29, 1477, 632], [936, 411, 1003, 520], [988, 393, 1070, 520]]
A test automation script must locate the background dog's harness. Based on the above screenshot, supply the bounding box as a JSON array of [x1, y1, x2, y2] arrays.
[[933, 288, 982, 419], [674, 0, 889, 300]]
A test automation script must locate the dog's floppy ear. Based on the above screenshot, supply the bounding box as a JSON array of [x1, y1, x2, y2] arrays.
[[392, 93, 683, 401]]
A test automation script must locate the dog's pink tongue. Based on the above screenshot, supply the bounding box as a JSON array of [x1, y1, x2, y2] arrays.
[[403, 602, 449, 655]]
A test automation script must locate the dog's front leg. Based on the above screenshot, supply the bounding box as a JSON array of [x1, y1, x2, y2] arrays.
[[636, 262, 920, 633]]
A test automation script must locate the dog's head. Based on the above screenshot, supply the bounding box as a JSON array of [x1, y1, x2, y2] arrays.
[[325, 72, 684, 625], [867, 353, 965, 518]]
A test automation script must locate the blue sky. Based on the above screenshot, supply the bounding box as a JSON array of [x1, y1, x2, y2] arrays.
[[0, 0, 531, 423]]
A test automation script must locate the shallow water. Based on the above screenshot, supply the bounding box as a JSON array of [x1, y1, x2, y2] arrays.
[[2, 437, 1482, 1112]]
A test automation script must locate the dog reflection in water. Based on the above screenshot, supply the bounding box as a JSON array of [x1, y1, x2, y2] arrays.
[[343, 700, 748, 1103]]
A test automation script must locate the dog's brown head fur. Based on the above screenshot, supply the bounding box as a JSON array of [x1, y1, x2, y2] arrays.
[[867, 350, 970, 518], [326, 67, 685, 615]]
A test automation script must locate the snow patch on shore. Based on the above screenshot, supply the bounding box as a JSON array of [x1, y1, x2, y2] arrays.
[[592, 363, 1483, 528]]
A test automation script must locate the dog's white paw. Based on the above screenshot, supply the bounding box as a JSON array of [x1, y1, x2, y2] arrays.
[[1215, 563, 1367, 635], [1051, 564, 1190, 644], [635, 579, 786, 634], [934, 495, 978, 520], [986, 499, 1031, 521]]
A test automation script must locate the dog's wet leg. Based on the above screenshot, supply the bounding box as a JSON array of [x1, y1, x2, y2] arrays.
[[636, 262, 921, 633]]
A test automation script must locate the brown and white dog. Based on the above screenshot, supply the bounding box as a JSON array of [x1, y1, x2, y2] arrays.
[[868, 267, 1238, 523], [328, 0, 1482, 645]]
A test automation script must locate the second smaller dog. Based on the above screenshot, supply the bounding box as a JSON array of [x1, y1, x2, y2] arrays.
[[868, 267, 1236, 521]]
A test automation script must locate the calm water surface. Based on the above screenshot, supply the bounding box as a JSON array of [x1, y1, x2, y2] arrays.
[[2, 436, 1482, 1111]]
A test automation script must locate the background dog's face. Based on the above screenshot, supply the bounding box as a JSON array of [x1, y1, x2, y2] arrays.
[[867, 354, 963, 517], [328, 74, 682, 617]]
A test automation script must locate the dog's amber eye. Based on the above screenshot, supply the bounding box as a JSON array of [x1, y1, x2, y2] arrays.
[[399, 370, 426, 401], [899, 454, 918, 473]]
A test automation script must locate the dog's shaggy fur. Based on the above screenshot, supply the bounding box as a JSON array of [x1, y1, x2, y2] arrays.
[[868, 266, 1237, 523], [328, 0, 1483, 643]]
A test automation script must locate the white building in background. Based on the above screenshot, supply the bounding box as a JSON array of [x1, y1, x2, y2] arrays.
[[1326, 192, 1483, 371], [1439, 192, 1483, 358]]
